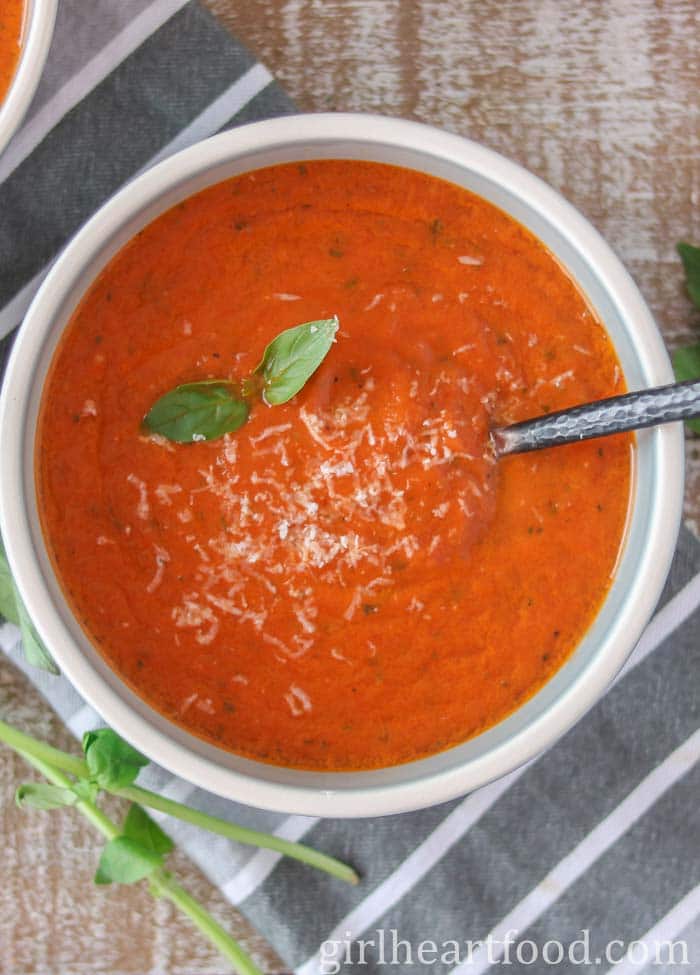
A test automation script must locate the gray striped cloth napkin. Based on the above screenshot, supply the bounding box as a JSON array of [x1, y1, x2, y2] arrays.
[[1, 3, 699, 973]]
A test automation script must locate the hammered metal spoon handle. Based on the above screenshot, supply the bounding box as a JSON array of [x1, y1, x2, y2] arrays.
[[493, 378, 700, 457]]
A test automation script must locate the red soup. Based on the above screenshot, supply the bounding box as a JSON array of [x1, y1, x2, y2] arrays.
[[0, 0, 23, 104], [37, 160, 632, 771]]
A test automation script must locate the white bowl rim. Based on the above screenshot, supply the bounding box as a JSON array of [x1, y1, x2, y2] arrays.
[[0, 113, 684, 817], [0, 0, 57, 157]]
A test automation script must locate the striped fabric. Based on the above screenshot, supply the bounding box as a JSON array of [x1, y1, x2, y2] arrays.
[[1, 4, 698, 973]]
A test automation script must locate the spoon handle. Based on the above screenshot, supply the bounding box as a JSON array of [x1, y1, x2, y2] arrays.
[[493, 378, 700, 457]]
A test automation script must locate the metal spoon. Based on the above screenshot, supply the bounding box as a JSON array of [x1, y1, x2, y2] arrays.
[[492, 378, 700, 457]]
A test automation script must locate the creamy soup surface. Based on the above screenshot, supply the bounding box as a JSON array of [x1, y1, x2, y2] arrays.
[[37, 160, 632, 770]]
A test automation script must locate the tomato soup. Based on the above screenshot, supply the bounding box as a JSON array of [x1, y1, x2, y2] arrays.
[[0, 0, 23, 104], [37, 161, 632, 770]]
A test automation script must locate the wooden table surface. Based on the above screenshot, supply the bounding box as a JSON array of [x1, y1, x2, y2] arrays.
[[2, 2, 698, 972]]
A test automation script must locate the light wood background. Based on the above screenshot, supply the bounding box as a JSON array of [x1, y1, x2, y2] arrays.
[[2, 2, 698, 973]]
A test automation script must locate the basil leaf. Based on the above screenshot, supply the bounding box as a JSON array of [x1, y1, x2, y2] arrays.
[[143, 381, 249, 443], [83, 728, 149, 789], [94, 836, 163, 885], [255, 317, 339, 405], [0, 537, 19, 625], [678, 242, 700, 310], [673, 344, 700, 433], [72, 779, 99, 803], [122, 803, 174, 856], [15, 782, 78, 810], [0, 536, 59, 673], [15, 594, 60, 674]]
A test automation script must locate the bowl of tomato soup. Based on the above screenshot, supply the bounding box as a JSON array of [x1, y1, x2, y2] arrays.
[[0, 0, 56, 156], [0, 115, 683, 816]]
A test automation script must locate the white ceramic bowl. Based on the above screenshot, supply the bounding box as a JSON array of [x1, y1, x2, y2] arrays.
[[0, 115, 683, 817], [0, 0, 57, 156]]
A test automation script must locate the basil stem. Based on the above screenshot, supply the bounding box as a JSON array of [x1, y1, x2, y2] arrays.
[[115, 781, 359, 886]]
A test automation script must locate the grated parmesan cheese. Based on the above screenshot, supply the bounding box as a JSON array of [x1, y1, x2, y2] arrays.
[[126, 474, 150, 520], [284, 684, 312, 716], [159, 364, 495, 668], [146, 545, 170, 593]]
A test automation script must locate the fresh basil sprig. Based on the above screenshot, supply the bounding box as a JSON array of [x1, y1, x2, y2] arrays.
[[0, 536, 58, 674], [143, 317, 338, 443], [673, 242, 700, 433], [0, 715, 358, 974]]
